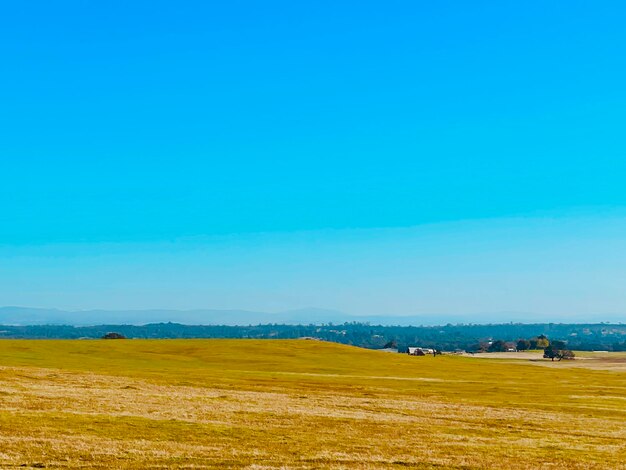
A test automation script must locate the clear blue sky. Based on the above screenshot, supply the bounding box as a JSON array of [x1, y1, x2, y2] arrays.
[[1, 2, 626, 321]]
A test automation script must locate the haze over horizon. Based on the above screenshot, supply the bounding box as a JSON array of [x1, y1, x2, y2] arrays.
[[2, 214, 626, 324], [0, 304, 624, 327], [2, 2, 626, 325]]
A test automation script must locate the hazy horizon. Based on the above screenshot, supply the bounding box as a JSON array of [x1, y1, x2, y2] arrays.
[[1, 305, 624, 327], [2, 213, 626, 324]]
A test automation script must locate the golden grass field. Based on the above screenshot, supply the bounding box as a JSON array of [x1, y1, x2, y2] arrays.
[[0, 339, 624, 469]]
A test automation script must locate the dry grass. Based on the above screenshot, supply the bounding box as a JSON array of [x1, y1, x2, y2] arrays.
[[0, 340, 624, 468]]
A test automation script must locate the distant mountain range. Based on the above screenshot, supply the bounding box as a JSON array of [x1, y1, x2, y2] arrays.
[[0, 307, 350, 326], [0, 306, 623, 327]]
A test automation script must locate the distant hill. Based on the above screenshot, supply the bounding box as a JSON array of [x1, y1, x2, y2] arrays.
[[0, 306, 349, 326], [0, 306, 624, 327]]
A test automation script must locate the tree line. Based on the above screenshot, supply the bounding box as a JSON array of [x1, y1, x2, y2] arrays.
[[0, 322, 624, 352]]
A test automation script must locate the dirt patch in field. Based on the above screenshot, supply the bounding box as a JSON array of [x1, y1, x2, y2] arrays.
[[465, 351, 626, 371], [467, 352, 547, 360], [546, 356, 626, 371]]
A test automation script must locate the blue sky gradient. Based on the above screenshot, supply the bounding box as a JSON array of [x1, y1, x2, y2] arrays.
[[1, 2, 626, 320]]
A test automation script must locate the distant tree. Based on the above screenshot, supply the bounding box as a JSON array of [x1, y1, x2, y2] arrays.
[[382, 340, 397, 349], [102, 332, 126, 339], [488, 340, 508, 353], [516, 339, 531, 351], [543, 345, 559, 361], [535, 335, 550, 348], [543, 343, 575, 361]]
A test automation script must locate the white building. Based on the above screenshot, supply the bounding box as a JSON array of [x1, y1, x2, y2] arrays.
[[407, 347, 435, 356]]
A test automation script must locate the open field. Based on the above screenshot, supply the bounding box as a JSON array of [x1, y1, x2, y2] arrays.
[[0, 340, 625, 469]]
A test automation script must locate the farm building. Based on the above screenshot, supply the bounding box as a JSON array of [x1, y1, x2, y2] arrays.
[[407, 347, 435, 356]]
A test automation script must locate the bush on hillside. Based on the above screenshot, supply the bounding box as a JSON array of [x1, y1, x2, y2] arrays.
[[102, 332, 126, 339]]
